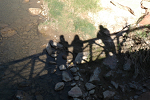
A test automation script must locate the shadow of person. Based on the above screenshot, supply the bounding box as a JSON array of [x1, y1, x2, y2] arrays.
[[71, 35, 83, 61], [97, 25, 116, 57], [59, 35, 69, 51]]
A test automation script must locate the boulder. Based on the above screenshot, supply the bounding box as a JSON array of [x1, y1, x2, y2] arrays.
[[68, 86, 82, 98], [55, 82, 65, 91]]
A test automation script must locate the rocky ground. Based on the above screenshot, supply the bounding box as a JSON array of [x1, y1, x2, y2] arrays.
[[1, 0, 150, 100]]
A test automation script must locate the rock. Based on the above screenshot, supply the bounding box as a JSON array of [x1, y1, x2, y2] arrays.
[[141, 1, 150, 9], [51, 53, 57, 58], [134, 95, 139, 99], [36, 95, 43, 100], [73, 98, 81, 100], [50, 41, 63, 49], [104, 70, 114, 79], [74, 76, 80, 81], [85, 83, 96, 91], [89, 89, 95, 94], [103, 55, 118, 69], [62, 71, 72, 82], [111, 81, 119, 89], [22, 0, 29, 3], [49, 61, 56, 64], [70, 67, 77, 73], [46, 43, 52, 55], [119, 85, 125, 93], [29, 8, 41, 15], [129, 83, 137, 89], [76, 67, 79, 70], [123, 59, 131, 71], [103, 90, 115, 99], [80, 78, 84, 81], [68, 86, 82, 98], [71, 83, 76, 86], [0, 27, 17, 37], [16, 90, 32, 100], [55, 82, 65, 91], [59, 65, 66, 71], [77, 72, 81, 77], [137, 92, 150, 100], [89, 67, 101, 82], [75, 52, 89, 64]]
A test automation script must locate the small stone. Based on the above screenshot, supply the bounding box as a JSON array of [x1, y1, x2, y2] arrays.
[[16, 90, 32, 100], [111, 81, 119, 89], [22, 0, 29, 3], [46, 43, 52, 55], [80, 78, 84, 81], [134, 95, 139, 99], [71, 83, 76, 86], [62, 71, 72, 82], [104, 70, 113, 79], [103, 90, 115, 99], [119, 85, 125, 93], [68, 86, 82, 97], [89, 67, 101, 82], [73, 98, 81, 100], [129, 83, 137, 89], [85, 83, 96, 91], [76, 67, 79, 70], [77, 72, 81, 77], [51, 53, 57, 58], [55, 82, 65, 91], [74, 76, 79, 81], [29, 8, 41, 15], [49, 61, 56, 64], [59, 65, 66, 71], [70, 67, 77, 73], [89, 89, 95, 94], [36, 95, 43, 100]]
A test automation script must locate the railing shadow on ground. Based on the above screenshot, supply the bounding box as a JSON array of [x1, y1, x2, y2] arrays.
[[1, 24, 150, 99]]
